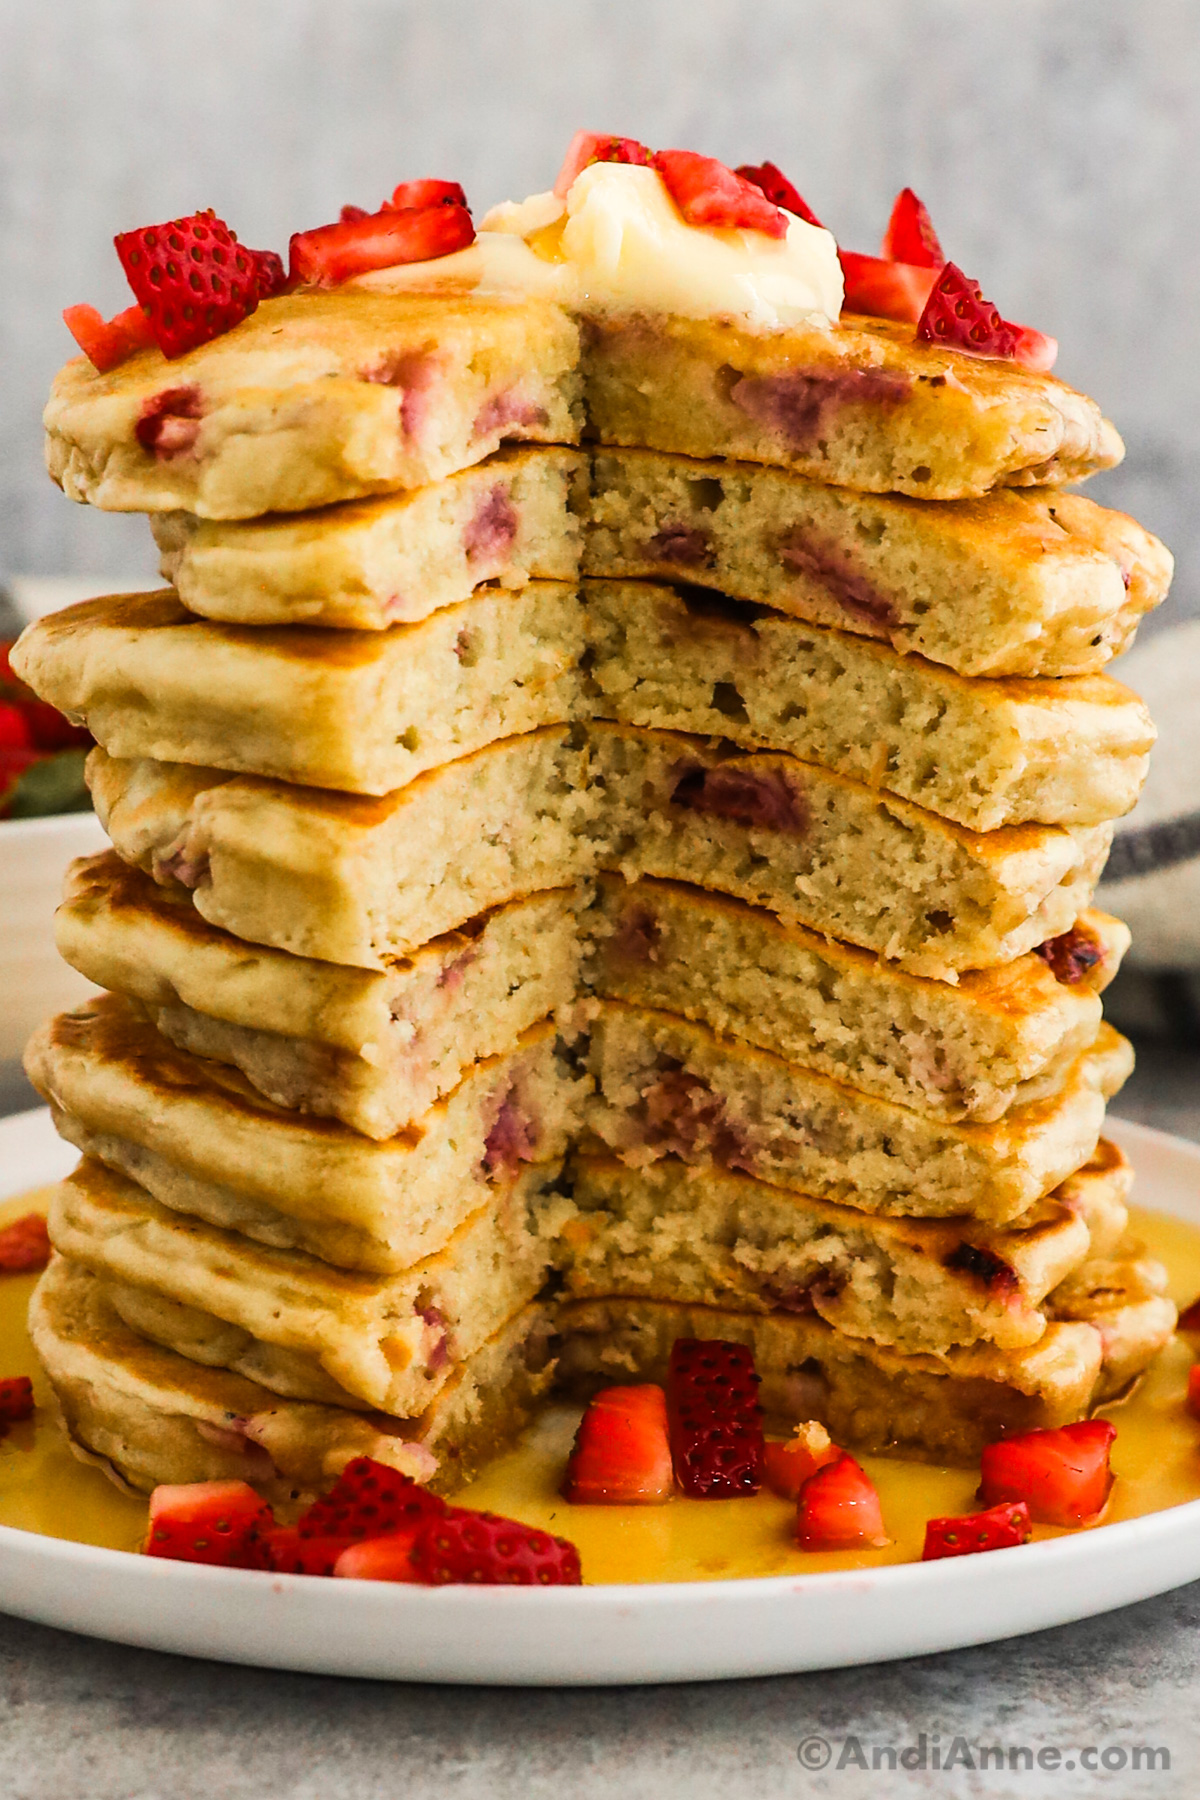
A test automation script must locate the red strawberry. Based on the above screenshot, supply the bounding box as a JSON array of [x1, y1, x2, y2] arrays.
[[412, 1507, 582, 1586], [762, 1421, 840, 1500], [387, 179, 468, 212], [1179, 1299, 1200, 1333], [249, 248, 288, 299], [115, 212, 259, 360], [1186, 1363, 1200, 1415], [0, 1213, 51, 1273], [289, 203, 475, 288], [794, 1453, 888, 1550], [21, 700, 90, 752], [1007, 322, 1058, 373], [881, 187, 944, 267], [653, 150, 787, 239], [261, 1527, 355, 1577], [667, 1338, 764, 1497], [922, 1500, 1031, 1561], [63, 302, 156, 373], [553, 130, 653, 197], [295, 1456, 445, 1541], [562, 1384, 674, 1504], [839, 250, 939, 324], [735, 162, 823, 228], [0, 1376, 34, 1425], [144, 1479, 273, 1567], [916, 262, 1018, 360], [334, 1528, 423, 1582], [0, 703, 32, 753], [979, 1419, 1116, 1527]]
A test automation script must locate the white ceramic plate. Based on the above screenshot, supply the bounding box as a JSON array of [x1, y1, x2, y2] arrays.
[[1, 1107, 1199, 1686]]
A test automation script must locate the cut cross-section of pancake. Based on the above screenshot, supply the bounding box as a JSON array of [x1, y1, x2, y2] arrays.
[[564, 1141, 1131, 1354], [586, 450, 1169, 678], [87, 727, 598, 967], [586, 1000, 1132, 1223], [31, 1256, 554, 1500], [585, 581, 1154, 829], [583, 309, 1122, 500], [56, 854, 582, 1140], [153, 445, 586, 629], [16, 584, 586, 796], [587, 877, 1127, 1123], [45, 290, 583, 519], [48, 1156, 572, 1417], [24, 995, 587, 1274]]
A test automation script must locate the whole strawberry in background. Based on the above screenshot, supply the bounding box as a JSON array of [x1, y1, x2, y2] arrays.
[[0, 639, 92, 820]]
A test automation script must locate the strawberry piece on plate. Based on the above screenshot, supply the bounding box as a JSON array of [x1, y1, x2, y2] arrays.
[[0, 1212, 51, 1273], [667, 1338, 764, 1497], [289, 203, 475, 287], [387, 179, 468, 212], [881, 187, 945, 267], [762, 1420, 840, 1500], [794, 1453, 889, 1550], [553, 130, 653, 197], [839, 250, 939, 324], [334, 1528, 424, 1582], [295, 1456, 445, 1541], [979, 1419, 1117, 1526], [922, 1501, 1031, 1561], [62, 302, 156, 373], [1186, 1364, 1200, 1416], [115, 211, 260, 360], [654, 150, 788, 239], [735, 161, 823, 228], [0, 1376, 34, 1426], [145, 1479, 273, 1567], [916, 261, 1018, 360], [562, 1384, 674, 1504], [262, 1527, 355, 1577], [0, 704, 32, 753], [412, 1508, 582, 1586]]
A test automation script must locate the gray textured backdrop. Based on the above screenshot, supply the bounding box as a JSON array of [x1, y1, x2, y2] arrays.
[[2, 0, 1197, 631]]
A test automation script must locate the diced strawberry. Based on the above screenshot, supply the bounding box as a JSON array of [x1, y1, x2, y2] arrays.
[[0, 703, 32, 753], [794, 1453, 889, 1550], [562, 1384, 674, 1504], [334, 1527, 424, 1582], [839, 250, 939, 324], [553, 130, 653, 197], [979, 1419, 1116, 1527], [144, 1479, 273, 1567], [916, 261, 1018, 360], [922, 1501, 1031, 1561], [294, 1456, 445, 1541], [0, 1377, 34, 1425], [762, 1421, 840, 1500], [261, 1526, 355, 1576], [667, 1338, 764, 1497], [115, 211, 259, 360], [1034, 925, 1104, 985], [340, 205, 370, 224], [249, 248, 288, 299], [1186, 1363, 1200, 1416], [735, 162, 823, 228], [1007, 322, 1059, 373], [387, 179, 468, 212], [653, 150, 787, 239], [881, 187, 944, 267], [289, 203, 475, 288], [1179, 1298, 1200, 1333], [62, 302, 156, 374], [412, 1507, 582, 1585], [0, 1213, 51, 1273]]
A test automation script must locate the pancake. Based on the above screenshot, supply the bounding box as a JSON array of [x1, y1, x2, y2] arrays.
[[48, 1156, 571, 1417], [56, 854, 582, 1141], [586, 1001, 1132, 1223], [31, 1255, 554, 1500], [16, 584, 586, 796], [585, 581, 1154, 829], [563, 1142, 1132, 1354], [25, 995, 587, 1274], [88, 727, 1112, 977], [20, 579, 1154, 827], [582, 308, 1122, 500], [588, 877, 1126, 1123], [44, 289, 583, 519], [153, 444, 586, 629], [587, 451, 1169, 679]]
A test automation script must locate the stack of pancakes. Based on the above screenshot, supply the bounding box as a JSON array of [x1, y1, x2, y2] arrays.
[[16, 286, 1177, 1498]]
